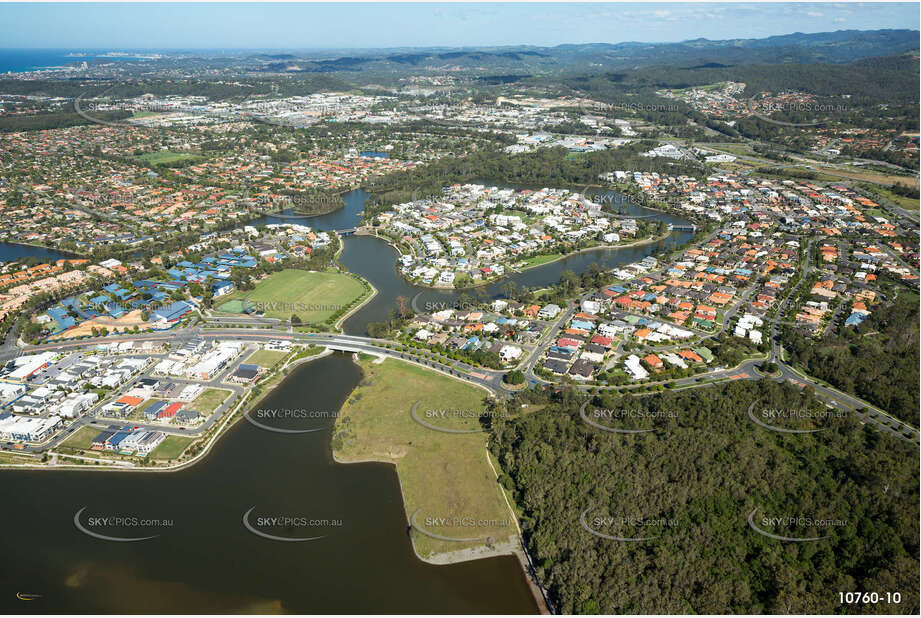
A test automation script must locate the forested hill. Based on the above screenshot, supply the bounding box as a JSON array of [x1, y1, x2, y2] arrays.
[[488, 379, 919, 614], [558, 54, 920, 104], [246, 29, 919, 76]]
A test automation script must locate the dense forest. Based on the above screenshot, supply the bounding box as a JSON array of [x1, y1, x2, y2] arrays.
[[564, 55, 919, 104], [554, 54, 919, 137], [361, 142, 704, 217], [488, 380, 919, 614], [0, 109, 131, 132], [784, 292, 920, 426]]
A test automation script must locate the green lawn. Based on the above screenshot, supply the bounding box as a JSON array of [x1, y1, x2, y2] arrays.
[[518, 253, 563, 269], [245, 349, 287, 368], [216, 269, 368, 324], [333, 358, 515, 559], [190, 388, 230, 415], [131, 151, 202, 166], [150, 435, 194, 460], [58, 425, 99, 451]]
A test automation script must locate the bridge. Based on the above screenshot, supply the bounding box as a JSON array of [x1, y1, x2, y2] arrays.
[[264, 211, 316, 221]]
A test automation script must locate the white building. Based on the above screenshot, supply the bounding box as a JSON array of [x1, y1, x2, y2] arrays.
[[624, 355, 649, 380]]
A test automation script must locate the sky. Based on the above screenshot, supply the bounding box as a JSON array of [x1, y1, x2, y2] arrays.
[[0, 2, 918, 49]]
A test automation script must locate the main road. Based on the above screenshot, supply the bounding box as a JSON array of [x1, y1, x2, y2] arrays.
[[6, 304, 917, 448]]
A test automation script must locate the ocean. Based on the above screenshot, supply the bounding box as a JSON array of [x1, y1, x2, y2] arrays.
[[0, 49, 148, 73]]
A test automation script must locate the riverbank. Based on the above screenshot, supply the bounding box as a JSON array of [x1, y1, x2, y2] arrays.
[[333, 276, 378, 331]]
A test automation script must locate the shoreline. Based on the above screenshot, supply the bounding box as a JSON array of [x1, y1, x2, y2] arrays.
[[330, 354, 547, 613], [0, 239, 84, 259], [332, 276, 378, 331]]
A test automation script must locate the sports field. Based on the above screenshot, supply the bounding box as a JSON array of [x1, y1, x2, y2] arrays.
[[131, 151, 203, 166], [215, 269, 367, 324]]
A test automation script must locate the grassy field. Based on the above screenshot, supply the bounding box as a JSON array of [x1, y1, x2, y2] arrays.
[[216, 269, 368, 324], [132, 150, 203, 166], [150, 435, 194, 460], [190, 388, 230, 415], [59, 425, 99, 451], [245, 349, 288, 368], [333, 358, 515, 559], [859, 183, 920, 211], [518, 253, 563, 269], [132, 150, 201, 165]]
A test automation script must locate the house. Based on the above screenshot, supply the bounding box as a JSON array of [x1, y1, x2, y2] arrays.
[[158, 402, 183, 420], [232, 364, 260, 383], [152, 300, 194, 324], [568, 359, 596, 379], [624, 355, 649, 380], [693, 347, 715, 363], [212, 280, 235, 297], [144, 400, 168, 420], [91, 429, 115, 450], [581, 300, 601, 315], [542, 359, 569, 374], [498, 345, 522, 362], [135, 431, 166, 455], [538, 304, 561, 319]]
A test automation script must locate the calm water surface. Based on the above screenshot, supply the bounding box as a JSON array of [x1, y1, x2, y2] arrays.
[[0, 187, 691, 612], [0, 354, 537, 613]]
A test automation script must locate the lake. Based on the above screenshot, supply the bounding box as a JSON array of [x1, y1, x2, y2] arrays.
[[0, 353, 537, 613]]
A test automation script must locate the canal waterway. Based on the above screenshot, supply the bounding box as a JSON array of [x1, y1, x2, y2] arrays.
[[0, 186, 693, 612], [0, 354, 537, 613]]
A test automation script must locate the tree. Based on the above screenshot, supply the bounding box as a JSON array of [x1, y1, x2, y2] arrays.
[[504, 369, 525, 385]]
